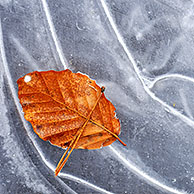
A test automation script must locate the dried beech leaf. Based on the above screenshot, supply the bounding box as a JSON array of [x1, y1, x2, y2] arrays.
[[17, 70, 126, 175]]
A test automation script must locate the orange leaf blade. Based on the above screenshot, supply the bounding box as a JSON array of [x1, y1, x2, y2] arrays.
[[17, 69, 126, 175]]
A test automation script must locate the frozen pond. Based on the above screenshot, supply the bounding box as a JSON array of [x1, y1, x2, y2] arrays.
[[0, 0, 194, 193]]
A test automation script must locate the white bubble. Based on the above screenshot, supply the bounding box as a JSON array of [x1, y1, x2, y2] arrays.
[[24, 75, 31, 83], [172, 179, 176, 183]]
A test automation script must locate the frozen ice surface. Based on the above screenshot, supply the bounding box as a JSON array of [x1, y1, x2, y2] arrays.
[[0, 0, 194, 193]]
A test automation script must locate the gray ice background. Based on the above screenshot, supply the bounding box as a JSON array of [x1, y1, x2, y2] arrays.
[[0, 0, 194, 193]]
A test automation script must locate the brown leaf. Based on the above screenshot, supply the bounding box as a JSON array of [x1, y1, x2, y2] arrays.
[[17, 69, 126, 175]]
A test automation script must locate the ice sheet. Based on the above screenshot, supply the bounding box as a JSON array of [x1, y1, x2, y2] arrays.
[[0, 0, 193, 193]]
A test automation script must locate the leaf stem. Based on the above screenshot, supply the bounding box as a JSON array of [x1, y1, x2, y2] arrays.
[[55, 89, 104, 176]]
